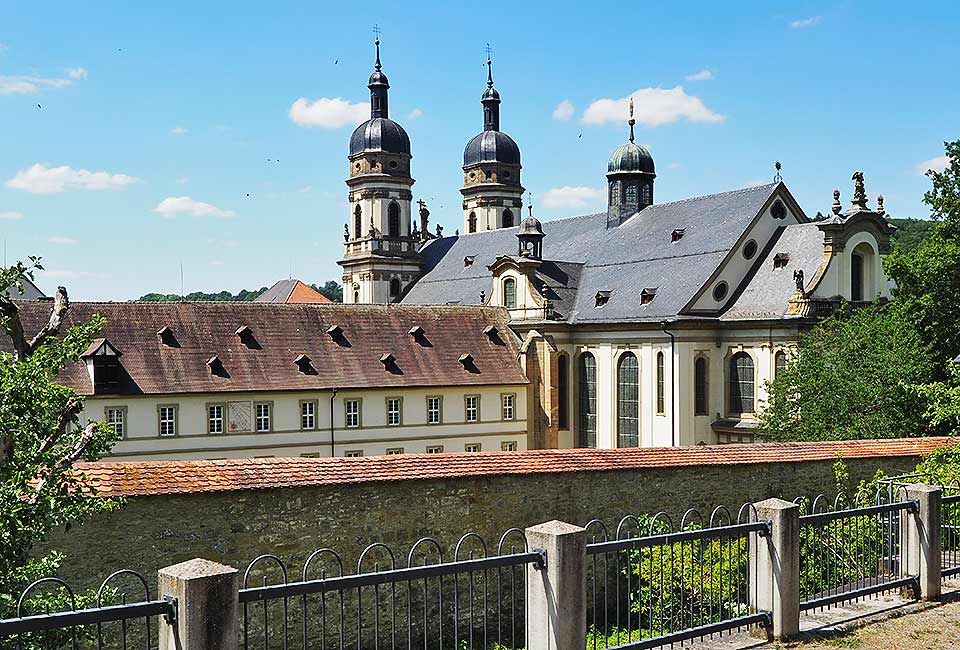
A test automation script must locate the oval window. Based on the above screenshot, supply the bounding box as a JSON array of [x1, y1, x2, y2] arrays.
[[743, 240, 758, 260], [354, 162, 362, 171], [389, 160, 398, 169], [713, 282, 729, 302], [503, 170, 511, 179]]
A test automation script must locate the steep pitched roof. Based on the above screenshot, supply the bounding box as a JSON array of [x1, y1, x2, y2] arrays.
[[5, 302, 528, 395], [1, 276, 46, 300], [403, 184, 781, 323], [254, 279, 332, 304]]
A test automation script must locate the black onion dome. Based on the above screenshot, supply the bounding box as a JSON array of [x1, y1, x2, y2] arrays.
[[350, 117, 411, 156], [368, 69, 389, 86], [518, 216, 544, 235], [463, 130, 521, 166]]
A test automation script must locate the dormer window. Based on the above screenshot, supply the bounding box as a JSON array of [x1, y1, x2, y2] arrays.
[[671, 228, 685, 243], [459, 353, 479, 373], [207, 355, 227, 378], [464, 256, 476, 267], [294, 354, 316, 375], [82, 339, 123, 394], [641, 288, 658, 305], [157, 326, 178, 347], [595, 291, 611, 307], [380, 353, 398, 372], [408, 325, 424, 338], [773, 253, 790, 269], [235, 325, 259, 349], [483, 325, 500, 341]]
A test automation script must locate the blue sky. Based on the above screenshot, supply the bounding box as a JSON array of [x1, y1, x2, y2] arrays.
[[1, 1, 957, 300]]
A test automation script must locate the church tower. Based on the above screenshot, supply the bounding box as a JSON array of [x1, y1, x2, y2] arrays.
[[339, 37, 421, 304], [606, 98, 656, 227], [461, 54, 524, 233]]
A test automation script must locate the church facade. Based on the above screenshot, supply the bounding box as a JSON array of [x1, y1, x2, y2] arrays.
[[340, 40, 898, 450]]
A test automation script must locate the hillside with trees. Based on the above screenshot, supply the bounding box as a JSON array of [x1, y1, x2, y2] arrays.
[[138, 280, 343, 303]]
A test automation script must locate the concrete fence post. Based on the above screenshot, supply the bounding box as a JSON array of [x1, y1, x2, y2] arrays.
[[525, 520, 586, 650], [752, 498, 800, 641], [904, 484, 942, 601], [158, 558, 240, 650]]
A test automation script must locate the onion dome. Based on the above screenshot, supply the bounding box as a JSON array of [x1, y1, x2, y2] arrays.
[[518, 216, 544, 236], [462, 56, 521, 167], [349, 38, 411, 156]]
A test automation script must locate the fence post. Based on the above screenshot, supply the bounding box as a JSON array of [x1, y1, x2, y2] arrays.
[[525, 520, 586, 650], [752, 498, 800, 641], [158, 558, 240, 650], [904, 484, 942, 601]]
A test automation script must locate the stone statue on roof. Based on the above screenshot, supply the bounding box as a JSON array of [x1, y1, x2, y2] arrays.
[[793, 268, 805, 295], [851, 171, 867, 210]]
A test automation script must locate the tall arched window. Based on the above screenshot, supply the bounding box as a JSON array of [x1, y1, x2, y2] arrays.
[[625, 183, 637, 206], [617, 353, 639, 447], [502, 209, 514, 228], [388, 202, 401, 237], [354, 205, 363, 239], [389, 278, 401, 299], [557, 353, 569, 430], [656, 351, 665, 415], [610, 181, 621, 206], [353, 290, 360, 303], [468, 212, 477, 233], [578, 353, 597, 448], [642, 182, 652, 206], [503, 278, 517, 309], [694, 356, 708, 416], [775, 350, 787, 377], [728, 352, 755, 414], [851, 252, 864, 301]]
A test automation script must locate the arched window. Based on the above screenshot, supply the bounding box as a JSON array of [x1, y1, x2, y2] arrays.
[[625, 183, 637, 206], [503, 278, 517, 309], [851, 252, 864, 301], [694, 356, 708, 416], [775, 350, 787, 377], [353, 290, 360, 303], [502, 209, 514, 228], [388, 202, 401, 237], [642, 182, 652, 206], [468, 212, 477, 233], [617, 353, 639, 447], [557, 353, 569, 430], [578, 353, 597, 448], [610, 181, 621, 207], [728, 352, 755, 414], [389, 278, 401, 299], [354, 204, 363, 239], [656, 351, 665, 415]]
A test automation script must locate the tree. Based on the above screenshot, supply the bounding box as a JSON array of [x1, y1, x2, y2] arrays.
[[0, 258, 119, 618], [312, 280, 343, 303], [760, 302, 934, 441], [888, 217, 936, 253], [885, 140, 960, 365]]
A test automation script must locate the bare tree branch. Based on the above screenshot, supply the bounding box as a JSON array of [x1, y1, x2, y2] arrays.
[[29, 421, 99, 500], [34, 397, 83, 458], [0, 295, 29, 360], [26, 286, 69, 354]]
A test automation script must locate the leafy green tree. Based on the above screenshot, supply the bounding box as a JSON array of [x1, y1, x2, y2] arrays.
[[760, 302, 934, 441], [0, 258, 120, 620], [888, 217, 936, 253], [312, 280, 343, 303], [885, 140, 960, 365]]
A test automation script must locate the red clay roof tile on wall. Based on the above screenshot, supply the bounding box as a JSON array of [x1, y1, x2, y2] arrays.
[[76, 437, 956, 498]]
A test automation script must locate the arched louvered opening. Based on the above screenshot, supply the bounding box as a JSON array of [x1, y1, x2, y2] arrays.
[[468, 212, 477, 234], [502, 209, 514, 228], [388, 202, 401, 237], [354, 204, 363, 239]]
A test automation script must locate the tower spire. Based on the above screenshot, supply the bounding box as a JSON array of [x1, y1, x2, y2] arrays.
[[628, 97, 636, 143], [486, 43, 494, 88], [481, 43, 501, 132], [368, 26, 389, 119]]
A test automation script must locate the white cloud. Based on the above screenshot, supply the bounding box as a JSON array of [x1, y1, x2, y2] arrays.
[[48, 236, 77, 245], [6, 163, 141, 193], [169, 126, 189, 135], [209, 259, 224, 267], [0, 75, 74, 95], [915, 155, 951, 175], [153, 196, 236, 218], [582, 86, 724, 128], [668, 162, 683, 169], [685, 69, 713, 82], [66, 67, 88, 80], [407, 108, 423, 120], [0, 210, 23, 220], [540, 186, 605, 210], [175, 177, 188, 184], [552, 99, 575, 121], [790, 16, 821, 28], [288, 97, 367, 128]]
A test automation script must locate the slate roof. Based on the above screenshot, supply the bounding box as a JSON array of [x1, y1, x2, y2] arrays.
[[2, 276, 46, 300], [255, 279, 332, 304], [722, 223, 826, 321], [75, 437, 953, 497], [4, 302, 528, 396], [404, 184, 782, 323]]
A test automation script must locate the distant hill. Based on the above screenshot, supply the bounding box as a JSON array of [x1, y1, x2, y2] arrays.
[[888, 217, 936, 253], [138, 280, 343, 303]]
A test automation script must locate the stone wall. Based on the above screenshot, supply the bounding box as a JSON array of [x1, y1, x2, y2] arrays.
[[40, 453, 921, 591]]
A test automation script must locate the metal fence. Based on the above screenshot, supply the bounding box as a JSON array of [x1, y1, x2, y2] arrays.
[[796, 491, 917, 611], [942, 488, 960, 580], [583, 505, 771, 650], [0, 571, 175, 650], [237, 529, 541, 650]]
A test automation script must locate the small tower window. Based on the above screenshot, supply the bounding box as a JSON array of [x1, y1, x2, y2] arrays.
[[851, 252, 864, 301], [641, 288, 657, 305], [610, 181, 621, 207], [671, 229, 685, 243], [502, 209, 515, 228], [773, 253, 790, 269], [468, 212, 477, 233], [642, 182, 652, 206], [354, 204, 363, 239], [388, 202, 401, 237], [595, 291, 611, 307], [503, 278, 517, 309], [625, 183, 638, 206]]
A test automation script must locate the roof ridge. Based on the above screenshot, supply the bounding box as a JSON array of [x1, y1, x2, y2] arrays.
[[645, 183, 778, 210]]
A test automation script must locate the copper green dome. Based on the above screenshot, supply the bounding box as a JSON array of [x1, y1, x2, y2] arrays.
[[607, 142, 655, 175]]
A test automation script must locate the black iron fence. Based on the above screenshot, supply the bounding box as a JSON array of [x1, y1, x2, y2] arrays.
[[941, 489, 960, 580], [0, 571, 175, 650], [237, 529, 540, 650], [583, 505, 771, 650], [796, 492, 917, 611]]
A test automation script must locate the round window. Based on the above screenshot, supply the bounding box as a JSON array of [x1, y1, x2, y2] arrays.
[[354, 162, 361, 171], [503, 170, 511, 179], [743, 240, 758, 260], [713, 282, 729, 302], [469, 171, 476, 180], [389, 160, 398, 169]]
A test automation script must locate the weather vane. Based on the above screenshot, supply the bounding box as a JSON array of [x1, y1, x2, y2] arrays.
[[373, 24, 381, 41], [528, 191, 534, 217], [485, 42, 493, 60], [774, 161, 783, 183]]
